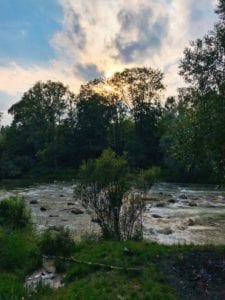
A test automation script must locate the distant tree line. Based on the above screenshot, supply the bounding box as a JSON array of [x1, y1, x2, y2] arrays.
[[0, 0, 225, 183]]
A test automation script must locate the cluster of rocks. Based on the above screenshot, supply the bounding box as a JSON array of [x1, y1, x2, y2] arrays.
[[25, 259, 63, 290]]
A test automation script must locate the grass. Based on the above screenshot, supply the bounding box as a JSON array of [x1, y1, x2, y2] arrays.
[[0, 226, 224, 299]]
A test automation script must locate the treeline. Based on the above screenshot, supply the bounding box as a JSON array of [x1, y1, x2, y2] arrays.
[[0, 0, 225, 183]]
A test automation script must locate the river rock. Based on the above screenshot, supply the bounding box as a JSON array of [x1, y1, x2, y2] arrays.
[[91, 217, 101, 224], [189, 201, 197, 207], [71, 208, 84, 215], [67, 202, 75, 206], [49, 215, 59, 218], [179, 194, 187, 199], [167, 199, 176, 204], [156, 202, 165, 207], [158, 227, 173, 235], [187, 219, 195, 226], [30, 200, 38, 204], [40, 206, 48, 211], [152, 214, 162, 219]]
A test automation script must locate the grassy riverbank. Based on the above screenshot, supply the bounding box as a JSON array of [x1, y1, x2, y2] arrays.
[[0, 226, 225, 300]]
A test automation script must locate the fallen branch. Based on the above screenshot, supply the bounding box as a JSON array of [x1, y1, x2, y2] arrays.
[[42, 255, 142, 271]]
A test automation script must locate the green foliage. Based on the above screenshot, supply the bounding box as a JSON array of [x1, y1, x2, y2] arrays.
[[79, 148, 130, 188], [0, 196, 31, 230], [75, 94, 113, 163], [0, 230, 224, 300], [0, 229, 41, 277], [40, 240, 179, 300], [0, 273, 24, 300], [159, 0, 225, 183], [40, 227, 75, 257], [136, 166, 162, 190], [78, 149, 144, 240]]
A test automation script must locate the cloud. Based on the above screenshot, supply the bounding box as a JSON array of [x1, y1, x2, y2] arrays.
[[52, 1, 87, 59], [0, 61, 83, 124], [51, 0, 216, 96], [115, 6, 169, 63], [75, 63, 104, 81], [0, 0, 218, 125]]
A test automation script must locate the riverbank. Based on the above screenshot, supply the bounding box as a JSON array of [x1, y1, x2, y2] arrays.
[[1, 226, 225, 300]]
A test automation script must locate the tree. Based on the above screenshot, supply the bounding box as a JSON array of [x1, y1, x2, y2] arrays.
[[76, 149, 144, 240], [8, 81, 76, 170], [110, 68, 164, 168], [179, 1, 225, 93], [169, 0, 225, 182], [75, 94, 113, 162], [77, 67, 164, 167], [77, 78, 130, 155]]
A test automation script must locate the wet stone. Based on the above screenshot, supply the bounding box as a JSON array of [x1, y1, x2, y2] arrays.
[[189, 201, 197, 207], [30, 200, 38, 205], [152, 214, 162, 219], [167, 199, 176, 204], [158, 228, 173, 235], [91, 217, 101, 224], [71, 208, 84, 215], [40, 207, 48, 211], [187, 219, 195, 226], [179, 194, 188, 199], [156, 202, 165, 208]]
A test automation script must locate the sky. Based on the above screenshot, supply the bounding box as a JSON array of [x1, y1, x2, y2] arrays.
[[0, 0, 218, 124]]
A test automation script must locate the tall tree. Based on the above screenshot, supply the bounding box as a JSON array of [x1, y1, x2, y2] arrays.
[[110, 68, 164, 168], [180, 0, 225, 94], [165, 0, 225, 182], [8, 81, 76, 170], [75, 94, 113, 163]]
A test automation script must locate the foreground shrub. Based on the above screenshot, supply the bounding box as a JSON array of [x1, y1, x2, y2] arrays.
[[0, 196, 31, 230], [76, 149, 144, 240], [0, 229, 40, 276], [40, 227, 75, 257], [0, 273, 24, 300]]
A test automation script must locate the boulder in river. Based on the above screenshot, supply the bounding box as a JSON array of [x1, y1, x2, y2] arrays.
[[91, 217, 101, 224], [167, 199, 176, 204], [30, 200, 38, 205], [179, 194, 187, 199], [71, 208, 84, 215], [158, 227, 173, 235], [40, 207, 48, 211], [152, 214, 162, 219], [156, 202, 165, 207], [187, 219, 195, 226], [189, 201, 197, 207]]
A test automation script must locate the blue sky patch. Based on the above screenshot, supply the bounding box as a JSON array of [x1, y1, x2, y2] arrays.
[[0, 0, 62, 65]]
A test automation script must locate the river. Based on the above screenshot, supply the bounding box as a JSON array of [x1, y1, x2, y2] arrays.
[[0, 181, 225, 245]]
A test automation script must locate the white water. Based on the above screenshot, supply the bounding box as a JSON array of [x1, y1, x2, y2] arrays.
[[144, 183, 225, 245], [0, 182, 225, 245]]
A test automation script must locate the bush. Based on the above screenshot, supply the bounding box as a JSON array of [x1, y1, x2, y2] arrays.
[[40, 227, 75, 257], [0, 273, 24, 300], [136, 166, 162, 190], [0, 229, 41, 276], [76, 149, 144, 240], [0, 196, 31, 230]]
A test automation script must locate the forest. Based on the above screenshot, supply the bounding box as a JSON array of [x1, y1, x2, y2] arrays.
[[0, 1, 225, 184]]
